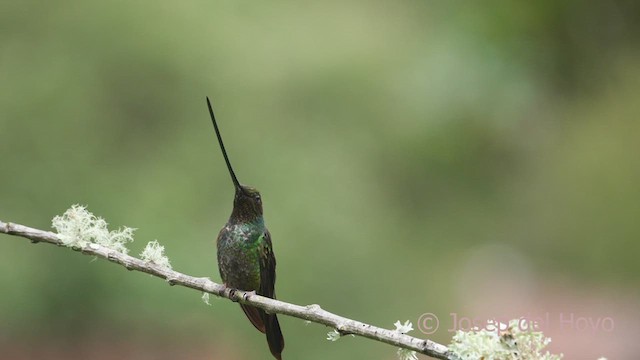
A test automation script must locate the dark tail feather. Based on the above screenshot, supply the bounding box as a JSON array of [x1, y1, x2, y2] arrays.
[[240, 304, 266, 333], [264, 313, 285, 360]]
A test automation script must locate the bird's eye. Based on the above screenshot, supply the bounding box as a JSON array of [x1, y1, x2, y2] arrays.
[[255, 195, 262, 203]]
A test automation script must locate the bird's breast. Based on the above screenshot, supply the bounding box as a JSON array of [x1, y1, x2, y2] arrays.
[[217, 226, 262, 291]]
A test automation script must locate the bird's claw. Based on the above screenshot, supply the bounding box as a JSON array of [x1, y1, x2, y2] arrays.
[[242, 290, 257, 301]]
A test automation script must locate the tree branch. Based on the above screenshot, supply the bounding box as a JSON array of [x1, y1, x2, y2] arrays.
[[0, 219, 453, 360]]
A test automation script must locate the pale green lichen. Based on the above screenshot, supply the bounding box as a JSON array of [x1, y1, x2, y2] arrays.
[[202, 292, 211, 305], [140, 240, 171, 269], [397, 348, 418, 360], [393, 320, 418, 360], [51, 204, 134, 253], [449, 319, 563, 360], [394, 320, 414, 334], [327, 329, 341, 341]]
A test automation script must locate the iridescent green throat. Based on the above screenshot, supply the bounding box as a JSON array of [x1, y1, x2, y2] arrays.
[[229, 214, 265, 227]]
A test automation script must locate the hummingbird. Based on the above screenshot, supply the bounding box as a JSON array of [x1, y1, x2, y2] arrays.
[[206, 97, 285, 360]]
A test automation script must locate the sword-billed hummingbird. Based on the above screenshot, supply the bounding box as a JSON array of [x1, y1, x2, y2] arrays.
[[206, 97, 285, 360]]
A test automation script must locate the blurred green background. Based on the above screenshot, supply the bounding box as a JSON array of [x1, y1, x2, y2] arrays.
[[1, 1, 639, 359]]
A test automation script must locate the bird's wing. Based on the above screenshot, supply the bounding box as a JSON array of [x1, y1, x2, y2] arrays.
[[259, 229, 284, 359], [238, 229, 277, 334], [259, 229, 277, 299]]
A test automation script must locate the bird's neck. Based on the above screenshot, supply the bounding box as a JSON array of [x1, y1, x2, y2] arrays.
[[228, 212, 264, 228]]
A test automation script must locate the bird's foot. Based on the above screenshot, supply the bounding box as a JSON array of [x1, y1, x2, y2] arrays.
[[242, 290, 257, 301], [221, 284, 240, 302]]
